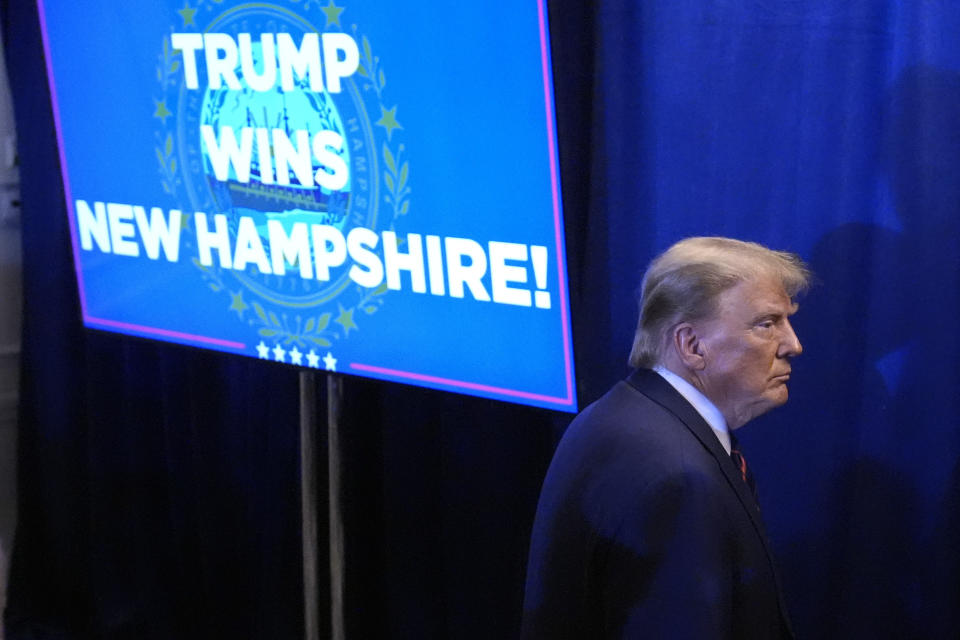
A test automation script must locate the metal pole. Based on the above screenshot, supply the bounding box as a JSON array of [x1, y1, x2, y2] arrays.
[[299, 371, 319, 640], [327, 373, 345, 640]]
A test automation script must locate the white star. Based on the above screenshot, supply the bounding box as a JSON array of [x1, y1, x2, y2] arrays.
[[322, 351, 337, 372], [272, 343, 286, 362], [289, 346, 303, 365], [256, 341, 269, 359], [306, 350, 320, 368]]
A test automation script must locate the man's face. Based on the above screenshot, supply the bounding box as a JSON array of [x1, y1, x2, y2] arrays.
[[694, 277, 802, 429]]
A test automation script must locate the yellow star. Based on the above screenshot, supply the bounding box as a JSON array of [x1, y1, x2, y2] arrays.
[[335, 304, 358, 335], [153, 98, 172, 124], [375, 105, 402, 140], [229, 290, 248, 315], [178, 3, 197, 27], [321, 0, 345, 28]]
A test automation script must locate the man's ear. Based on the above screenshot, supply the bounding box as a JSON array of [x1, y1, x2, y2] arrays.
[[673, 323, 706, 371]]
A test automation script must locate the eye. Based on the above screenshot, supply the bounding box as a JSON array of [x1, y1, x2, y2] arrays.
[[756, 319, 775, 330]]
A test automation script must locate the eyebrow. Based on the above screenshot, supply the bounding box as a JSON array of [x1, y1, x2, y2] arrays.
[[752, 304, 798, 324]]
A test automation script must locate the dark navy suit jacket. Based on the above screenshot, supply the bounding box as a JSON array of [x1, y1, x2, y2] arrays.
[[522, 369, 794, 639]]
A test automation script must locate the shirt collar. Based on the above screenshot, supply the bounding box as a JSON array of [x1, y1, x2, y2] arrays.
[[653, 365, 731, 455]]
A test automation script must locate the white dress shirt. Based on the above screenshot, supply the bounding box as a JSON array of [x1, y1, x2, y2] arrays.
[[653, 365, 731, 455]]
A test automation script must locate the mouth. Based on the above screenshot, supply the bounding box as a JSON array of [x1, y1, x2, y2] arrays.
[[771, 373, 791, 382]]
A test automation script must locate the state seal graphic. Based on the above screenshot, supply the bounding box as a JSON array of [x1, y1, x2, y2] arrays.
[[154, 1, 410, 363]]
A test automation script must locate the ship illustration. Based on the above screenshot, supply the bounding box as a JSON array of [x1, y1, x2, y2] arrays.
[[204, 86, 352, 233]]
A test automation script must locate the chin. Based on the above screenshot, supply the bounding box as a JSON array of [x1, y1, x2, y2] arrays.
[[768, 387, 789, 407]]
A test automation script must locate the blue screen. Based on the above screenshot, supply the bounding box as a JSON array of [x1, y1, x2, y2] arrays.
[[37, 0, 577, 411]]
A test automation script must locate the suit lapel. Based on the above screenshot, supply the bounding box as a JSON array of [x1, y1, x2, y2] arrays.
[[624, 370, 772, 552], [626, 368, 794, 637]]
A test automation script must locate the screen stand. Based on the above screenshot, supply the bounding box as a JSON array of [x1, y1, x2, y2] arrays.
[[299, 370, 345, 640], [299, 371, 319, 640], [327, 373, 345, 640]]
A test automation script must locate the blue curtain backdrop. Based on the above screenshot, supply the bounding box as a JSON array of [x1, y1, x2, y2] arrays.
[[5, 0, 960, 638]]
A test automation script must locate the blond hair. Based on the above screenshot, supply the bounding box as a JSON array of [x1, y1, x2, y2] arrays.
[[628, 237, 811, 368]]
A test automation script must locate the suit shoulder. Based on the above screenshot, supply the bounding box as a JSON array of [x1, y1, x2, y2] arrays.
[[560, 380, 703, 461], [541, 381, 719, 512]]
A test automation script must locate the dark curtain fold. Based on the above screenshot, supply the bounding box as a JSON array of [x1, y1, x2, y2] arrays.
[[5, 0, 960, 638]]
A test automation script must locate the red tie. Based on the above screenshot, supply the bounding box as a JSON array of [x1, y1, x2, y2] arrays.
[[729, 440, 758, 503]]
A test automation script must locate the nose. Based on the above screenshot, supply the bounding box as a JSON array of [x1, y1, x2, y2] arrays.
[[778, 319, 802, 358]]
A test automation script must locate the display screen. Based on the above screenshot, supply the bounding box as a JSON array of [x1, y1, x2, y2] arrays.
[[37, 0, 577, 411]]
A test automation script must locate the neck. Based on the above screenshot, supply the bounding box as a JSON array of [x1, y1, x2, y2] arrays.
[[656, 359, 743, 429], [656, 357, 703, 392]]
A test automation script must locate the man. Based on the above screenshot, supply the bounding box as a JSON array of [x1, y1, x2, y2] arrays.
[[522, 237, 808, 639]]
